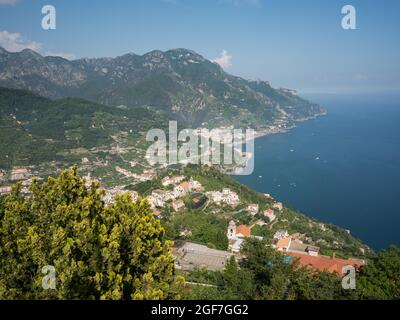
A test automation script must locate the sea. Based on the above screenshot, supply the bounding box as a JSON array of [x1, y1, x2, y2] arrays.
[[234, 93, 400, 250]]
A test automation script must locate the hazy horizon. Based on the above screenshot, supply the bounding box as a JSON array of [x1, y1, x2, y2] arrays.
[[0, 0, 399, 94]]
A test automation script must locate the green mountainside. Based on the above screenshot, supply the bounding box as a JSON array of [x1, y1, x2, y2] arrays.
[[0, 87, 166, 172], [0, 47, 324, 128]]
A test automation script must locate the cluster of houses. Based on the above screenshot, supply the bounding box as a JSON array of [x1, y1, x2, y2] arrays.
[[223, 199, 286, 252], [245, 203, 280, 222], [10, 167, 31, 181], [0, 167, 32, 195], [205, 188, 240, 207], [175, 220, 364, 277], [161, 176, 185, 186], [115, 166, 156, 182], [270, 229, 364, 276], [272, 230, 319, 256], [102, 187, 139, 205], [224, 223, 364, 276], [272, 230, 320, 256], [0, 185, 12, 196], [150, 175, 243, 215], [146, 176, 205, 214]]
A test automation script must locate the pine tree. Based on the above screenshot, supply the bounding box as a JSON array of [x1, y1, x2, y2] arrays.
[[0, 167, 183, 300]]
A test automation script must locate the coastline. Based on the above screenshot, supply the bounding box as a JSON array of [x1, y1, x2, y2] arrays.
[[228, 110, 327, 175], [253, 110, 328, 141]]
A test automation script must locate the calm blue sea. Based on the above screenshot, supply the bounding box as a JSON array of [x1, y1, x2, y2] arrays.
[[235, 93, 400, 250]]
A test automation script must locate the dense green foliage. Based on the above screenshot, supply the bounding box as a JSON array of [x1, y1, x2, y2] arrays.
[[356, 246, 400, 299], [165, 212, 228, 250], [0, 167, 182, 300], [0, 87, 166, 168], [0, 195, 5, 221]]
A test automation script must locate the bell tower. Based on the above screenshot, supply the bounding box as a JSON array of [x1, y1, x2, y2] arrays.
[[227, 220, 236, 239]]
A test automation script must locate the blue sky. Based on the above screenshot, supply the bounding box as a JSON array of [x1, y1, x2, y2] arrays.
[[0, 0, 399, 93]]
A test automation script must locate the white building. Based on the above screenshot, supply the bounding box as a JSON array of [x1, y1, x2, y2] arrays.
[[255, 219, 267, 226], [152, 189, 172, 202], [227, 220, 250, 253], [221, 189, 240, 207], [172, 199, 185, 212], [274, 229, 289, 240], [162, 175, 185, 187], [263, 209, 276, 222], [173, 182, 191, 197], [10, 167, 30, 181], [273, 202, 283, 211], [0, 185, 12, 195], [147, 195, 165, 209], [189, 179, 203, 192], [206, 189, 240, 207], [102, 188, 138, 206], [247, 204, 259, 216]]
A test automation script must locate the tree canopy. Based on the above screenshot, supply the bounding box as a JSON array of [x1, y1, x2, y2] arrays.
[[0, 167, 183, 300], [356, 246, 400, 299]]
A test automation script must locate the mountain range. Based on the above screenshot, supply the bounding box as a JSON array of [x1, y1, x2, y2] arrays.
[[0, 47, 324, 128]]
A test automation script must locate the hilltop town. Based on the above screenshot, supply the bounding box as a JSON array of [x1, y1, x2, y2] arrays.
[[0, 163, 369, 278]]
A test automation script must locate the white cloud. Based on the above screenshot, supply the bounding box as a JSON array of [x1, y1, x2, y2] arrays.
[[212, 50, 232, 69], [0, 30, 76, 60], [44, 51, 77, 60], [0, 31, 42, 52], [0, 0, 19, 5]]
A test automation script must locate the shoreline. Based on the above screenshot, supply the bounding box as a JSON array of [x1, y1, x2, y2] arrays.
[[228, 110, 327, 175], [252, 111, 328, 141]]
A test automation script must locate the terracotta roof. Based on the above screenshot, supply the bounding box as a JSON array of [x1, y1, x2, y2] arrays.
[[236, 225, 251, 237], [180, 181, 190, 189], [288, 252, 364, 277], [276, 238, 291, 249]]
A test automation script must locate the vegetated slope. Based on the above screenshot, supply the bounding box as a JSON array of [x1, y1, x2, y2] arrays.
[[0, 87, 166, 168], [0, 47, 324, 128]]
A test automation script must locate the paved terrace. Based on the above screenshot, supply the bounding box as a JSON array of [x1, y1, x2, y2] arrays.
[[173, 242, 234, 271]]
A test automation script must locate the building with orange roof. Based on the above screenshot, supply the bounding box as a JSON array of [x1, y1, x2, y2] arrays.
[[179, 181, 190, 191], [174, 181, 190, 197], [275, 238, 292, 252], [236, 225, 251, 238], [227, 221, 251, 253], [287, 252, 364, 277]]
